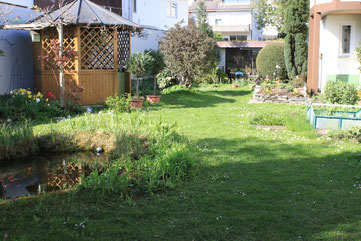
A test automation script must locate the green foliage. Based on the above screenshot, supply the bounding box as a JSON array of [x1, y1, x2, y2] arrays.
[[159, 23, 217, 87], [81, 120, 197, 195], [157, 69, 179, 90], [284, 0, 309, 80], [0, 122, 37, 161], [125, 52, 154, 99], [144, 49, 165, 76], [196, 0, 213, 38], [213, 32, 224, 41], [324, 81, 359, 105], [256, 42, 287, 79], [105, 94, 131, 113], [144, 49, 165, 95], [356, 42, 361, 72], [0, 49, 4, 56], [253, 0, 287, 33], [286, 85, 294, 92], [0, 89, 72, 122], [250, 112, 286, 126]]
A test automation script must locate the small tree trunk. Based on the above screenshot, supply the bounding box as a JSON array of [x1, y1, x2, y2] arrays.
[[136, 77, 139, 99], [153, 76, 156, 96], [57, 24, 65, 108]]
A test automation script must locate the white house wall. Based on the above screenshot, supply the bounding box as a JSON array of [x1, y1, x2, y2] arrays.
[[319, 14, 361, 91], [125, 0, 188, 30], [131, 28, 164, 54]]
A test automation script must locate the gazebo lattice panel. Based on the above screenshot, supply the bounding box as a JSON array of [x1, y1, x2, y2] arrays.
[[117, 30, 130, 71], [41, 28, 76, 71], [80, 27, 115, 70]]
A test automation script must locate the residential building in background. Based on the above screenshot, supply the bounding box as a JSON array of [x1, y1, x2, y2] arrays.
[[188, 0, 278, 75], [307, 0, 361, 93], [122, 0, 188, 54]]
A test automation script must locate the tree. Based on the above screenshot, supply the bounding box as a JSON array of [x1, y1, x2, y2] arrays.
[[253, 0, 287, 34], [125, 52, 154, 99], [283, 0, 309, 80], [159, 23, 218, 87], [144, 49, 165, 96], [196, 0, 213, 38]]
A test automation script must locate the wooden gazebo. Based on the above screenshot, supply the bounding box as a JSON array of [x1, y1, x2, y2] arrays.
[[5, 0, 139, 105]]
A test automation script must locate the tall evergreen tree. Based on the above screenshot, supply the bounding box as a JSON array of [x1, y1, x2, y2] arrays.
[[283, 0, 309, 80], [196, 0, 213, 38]]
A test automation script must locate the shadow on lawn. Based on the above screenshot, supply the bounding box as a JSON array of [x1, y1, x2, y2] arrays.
[[159, 89, 250, 109], [194, 136, 361, 240], [1, 136, 361, 240]]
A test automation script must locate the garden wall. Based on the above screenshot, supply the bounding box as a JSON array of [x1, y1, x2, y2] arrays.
[[250, 86, 311, 105]]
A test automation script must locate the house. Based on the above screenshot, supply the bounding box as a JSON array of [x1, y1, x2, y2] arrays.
[[188, 0, 278, 75], [122, 0, 188, 54], [308, 0, 361, 93], [0, 1, 40, 94]]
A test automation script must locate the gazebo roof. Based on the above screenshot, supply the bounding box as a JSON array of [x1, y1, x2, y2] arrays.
[[4, 0, 138, 30]]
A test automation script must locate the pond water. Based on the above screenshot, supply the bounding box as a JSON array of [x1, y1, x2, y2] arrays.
[[0, 152, 108, 200]]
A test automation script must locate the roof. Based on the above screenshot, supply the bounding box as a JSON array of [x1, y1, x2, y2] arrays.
[[4, 0, 138, 30], [189, 0, 251, 13], [217, 41, 283, 49]]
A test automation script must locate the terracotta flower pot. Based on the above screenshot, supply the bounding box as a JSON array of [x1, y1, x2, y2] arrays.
[[232, 84, 238, 89], [130, 99, 144, 109], [146, 95, 161, 104]]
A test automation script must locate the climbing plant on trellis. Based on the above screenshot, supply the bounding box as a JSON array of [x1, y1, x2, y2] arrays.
[[41, 27, 76, 71]]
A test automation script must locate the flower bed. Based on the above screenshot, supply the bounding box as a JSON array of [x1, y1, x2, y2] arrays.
[[250, 85, 310, 104]]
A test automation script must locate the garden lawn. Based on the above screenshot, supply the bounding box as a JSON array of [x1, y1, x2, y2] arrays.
[[2, 85, 361, 240]]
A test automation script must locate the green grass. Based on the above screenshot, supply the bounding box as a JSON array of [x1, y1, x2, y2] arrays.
[[2, 84, 361, 240]]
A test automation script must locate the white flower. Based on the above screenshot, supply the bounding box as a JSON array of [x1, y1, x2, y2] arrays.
[[10, 90, 13, 94], [36, 98, 40, 103], [7, 119, 11, 123], [276, 65, 281, 70]]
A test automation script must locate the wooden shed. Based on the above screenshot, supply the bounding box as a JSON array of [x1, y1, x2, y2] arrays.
[[5, 0, 139, 105]]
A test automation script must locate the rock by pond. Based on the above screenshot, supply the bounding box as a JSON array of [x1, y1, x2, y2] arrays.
[[0, 152, 108, 200]]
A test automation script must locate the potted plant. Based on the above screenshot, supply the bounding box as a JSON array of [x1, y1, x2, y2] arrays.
[[144, 49, 165, 104], [125, 52, 154, 108], [232, 78, 238, 88]]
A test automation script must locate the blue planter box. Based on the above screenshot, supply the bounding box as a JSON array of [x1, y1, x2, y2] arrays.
[[307, 104, 361, 130]]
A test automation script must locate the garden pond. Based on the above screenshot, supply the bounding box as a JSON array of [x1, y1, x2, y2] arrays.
[[0, 152, 108, 199]]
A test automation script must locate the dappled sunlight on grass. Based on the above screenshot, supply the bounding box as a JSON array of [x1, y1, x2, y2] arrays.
[[2, 85, 361, 240]]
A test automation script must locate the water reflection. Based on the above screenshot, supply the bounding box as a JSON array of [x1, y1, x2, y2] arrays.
[[0, 152, 107, 199]]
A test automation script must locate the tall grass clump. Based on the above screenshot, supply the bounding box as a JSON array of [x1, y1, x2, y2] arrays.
[[0, 123, 37, 162], [80, 118, 197, 196]]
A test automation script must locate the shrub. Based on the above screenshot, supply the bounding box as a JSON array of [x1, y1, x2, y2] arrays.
[[324, 81, 359, 105], [157, 69, 179, 90], [256, 42, 287, 80], [105, 94, 131, 112], [286, 85, 294, 92], [159, 23, 218, 87], [289, 77, 305, 88]]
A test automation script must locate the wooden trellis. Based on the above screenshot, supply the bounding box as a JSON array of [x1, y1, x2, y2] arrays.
[[47, 161, 93, 190], [41, 27, 76, 71], [80, 27, 115, 70], [36, 26, 132, 105]]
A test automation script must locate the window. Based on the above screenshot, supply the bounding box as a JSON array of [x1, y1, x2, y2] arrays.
[[167, 1, 177, 18], [215, 19, 222, 25], [133, 0, 136, 13], [341, 25, 351, 55], [230, 35, 247, 41]]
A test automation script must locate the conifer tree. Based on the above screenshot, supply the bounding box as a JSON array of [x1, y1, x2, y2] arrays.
[[196, 0, 213, 37], [283, 0, 309, 80]]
